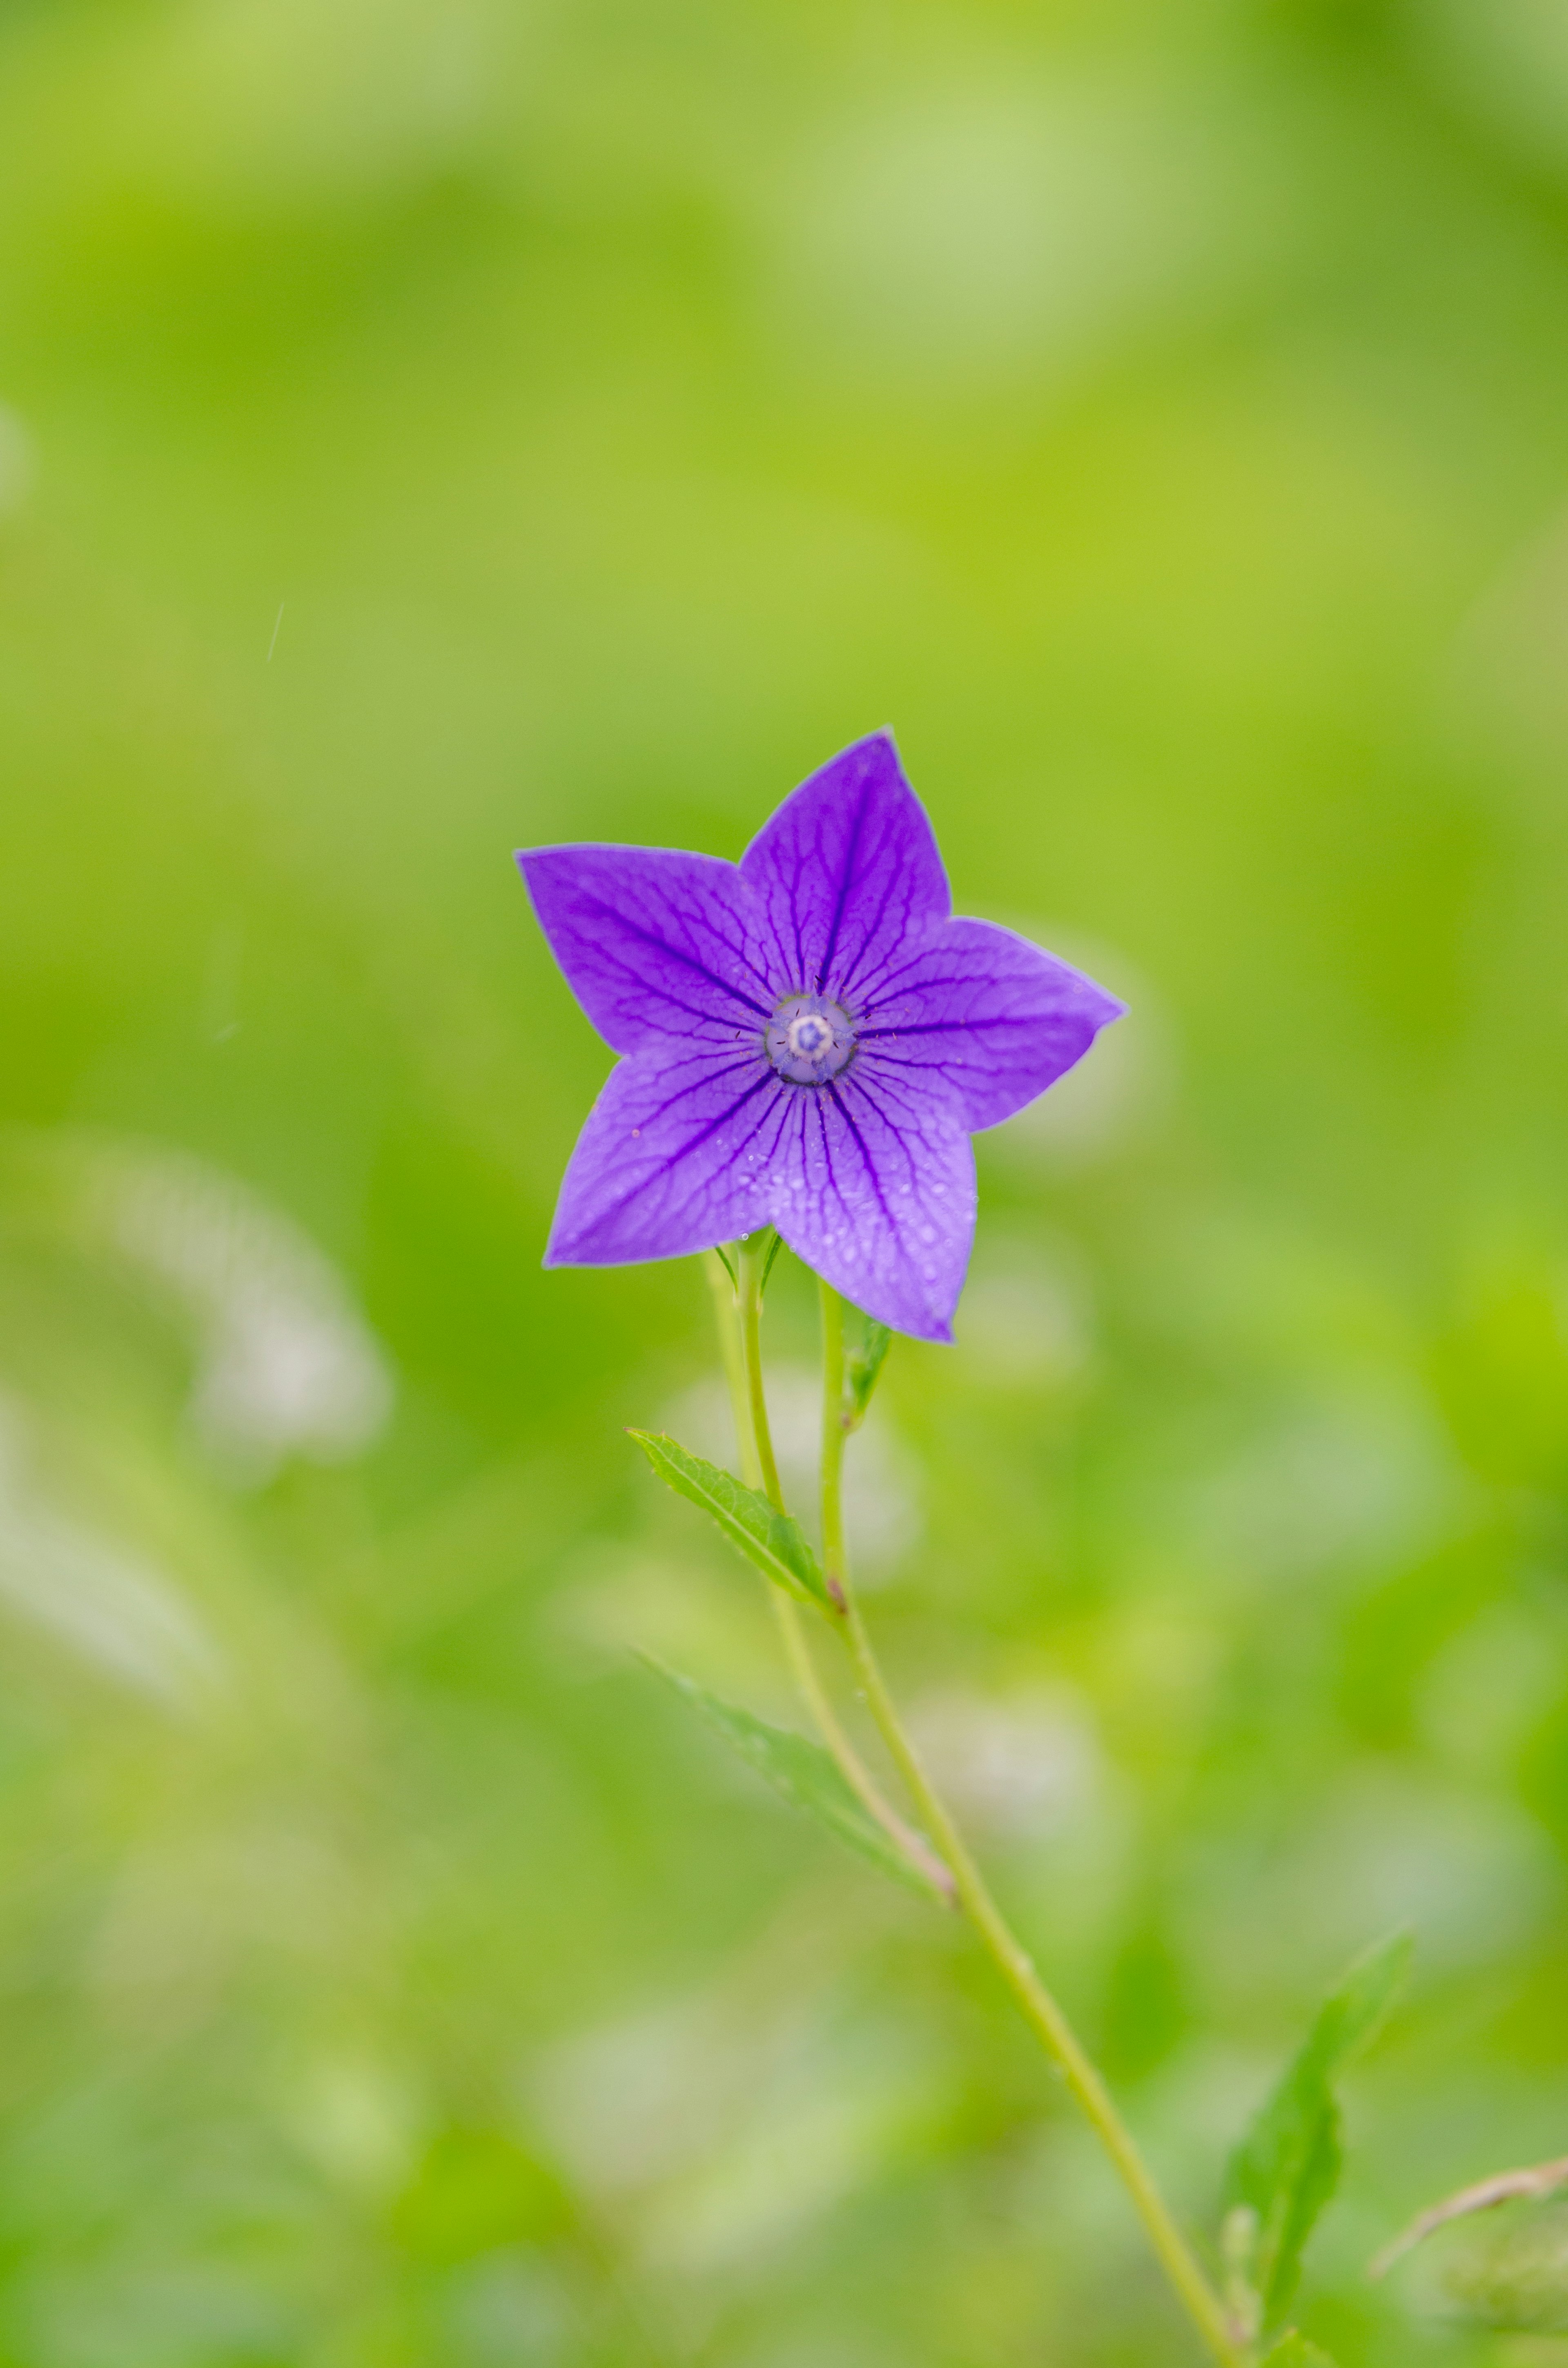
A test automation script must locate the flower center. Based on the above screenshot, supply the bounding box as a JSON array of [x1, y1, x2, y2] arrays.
[[765, 993, 855, 1085]]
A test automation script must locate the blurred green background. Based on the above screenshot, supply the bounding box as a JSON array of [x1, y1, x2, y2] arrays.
[[7, 0, 1568, 2360]]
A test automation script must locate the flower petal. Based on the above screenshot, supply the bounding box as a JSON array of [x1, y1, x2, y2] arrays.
[[546, 1049, 787, 1265], [768, 1068, 975, 1343], [856, 917, 1125, 1131], [739, 731, 949, 1008], [518, 844, 773, 1055]]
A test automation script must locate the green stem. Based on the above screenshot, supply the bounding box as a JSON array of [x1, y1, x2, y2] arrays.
[[705, 1252, 759, 1488], [735, 1236, 784, 1507], [816, 1279, 1243, 2368], [721, 1241, 950, 1901]]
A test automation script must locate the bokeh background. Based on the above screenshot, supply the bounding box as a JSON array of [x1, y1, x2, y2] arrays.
[[7, 0, 1568, 2361]]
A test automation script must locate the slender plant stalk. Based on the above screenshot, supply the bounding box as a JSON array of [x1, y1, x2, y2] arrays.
[[709, 1247, 948, 1898], [815, 1276, 1244, 2368], [705, 1251, 753, 1478]]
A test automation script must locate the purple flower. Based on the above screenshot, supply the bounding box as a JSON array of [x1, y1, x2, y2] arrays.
[[517, 732, 1124, 1342]]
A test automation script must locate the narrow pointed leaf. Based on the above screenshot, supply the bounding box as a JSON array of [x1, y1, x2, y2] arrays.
[[641, 1657, 931, 1893], [846, 1314, 892, 1424], [1226, 1930, 1412, 2331], [629, 1430, 832, 1610]]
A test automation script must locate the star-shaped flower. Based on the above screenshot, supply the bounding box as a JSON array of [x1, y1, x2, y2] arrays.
[[517, 732, 1124, 1342]]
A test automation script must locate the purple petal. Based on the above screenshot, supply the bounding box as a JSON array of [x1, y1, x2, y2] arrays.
[[856, 918, 1126, 1131], [518, 844, 772, 1055], [546, 1049, 787, 1265], [768, 1068, 976, 1343], [740, 732, 949, 1008]]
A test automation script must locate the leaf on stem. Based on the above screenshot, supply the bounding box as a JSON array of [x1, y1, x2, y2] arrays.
[[845, 1312, 892, 1426], [1225, 1930, 1412, 2333], [759, 1229, 784, 1294], [640, 1656, 932, 1892], [628, 1430, 833, 1611]]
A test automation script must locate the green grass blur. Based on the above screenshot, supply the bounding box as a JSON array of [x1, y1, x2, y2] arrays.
[[5, 0, 1568, 2360]]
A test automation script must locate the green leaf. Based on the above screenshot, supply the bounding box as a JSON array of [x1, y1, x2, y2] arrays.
[[1261, 2335, 1339, 2367], [641, 1657, 931, 1892], [845, 1313, 893, 1425], [759, 1229, 784, 1293], [1226, 1930, 1412, 2331], [629, 1430, 833, 1611]]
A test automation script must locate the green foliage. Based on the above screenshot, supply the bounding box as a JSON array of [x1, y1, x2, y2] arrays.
[[844, 1310, 893, 1428], [642, 1658, 931, 1893], [1225, 1932, 1412, 2331], [629, 1428, 833, 1610], [6, 0, 1568, 2354]]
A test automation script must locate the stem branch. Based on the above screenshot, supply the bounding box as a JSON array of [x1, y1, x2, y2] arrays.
[[816, 1278, 1242, 2368], [710, 1246, 945, 1898]]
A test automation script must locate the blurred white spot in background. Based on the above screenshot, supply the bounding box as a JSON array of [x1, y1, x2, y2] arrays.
[[957, 1228, 1093, 1382], [1422, 0, 1568, 174], [1271, 1764, 1557, 1973], [445, 2252, 571, 2367], [987, 930, 1175, 1174], [90, 1822, 357, 2027], [1419, 1600, 1568, 1781], [778, 74, 1268, 385], [665, 1366, 920, 1583], [531, 1981, 940, 2271], [0, 406, 34, 518], [110, 0, 504, 207], [908, 1682, 1100, 1840], [15, 2259, 291, 2368], [1452, 503, 1568, 795], [1188, 1388, 1459, 1587], [78, 1137, 394, 1482], [0, 1399, 220, 1709], [534, 1990, 746, 2198], [547, 1541, 798, 1717], [638, 2032, 924, 2272], [287, 2052, 421, 2197]]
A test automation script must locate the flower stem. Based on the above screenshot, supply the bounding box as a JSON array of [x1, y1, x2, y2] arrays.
[[720, 1242, 951, 1901], [709, 1247, 831, 1732], [735, 1237, 784, 1507], [815, 1278, 1243, 2368], [705, 1252, 756, 1484]]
